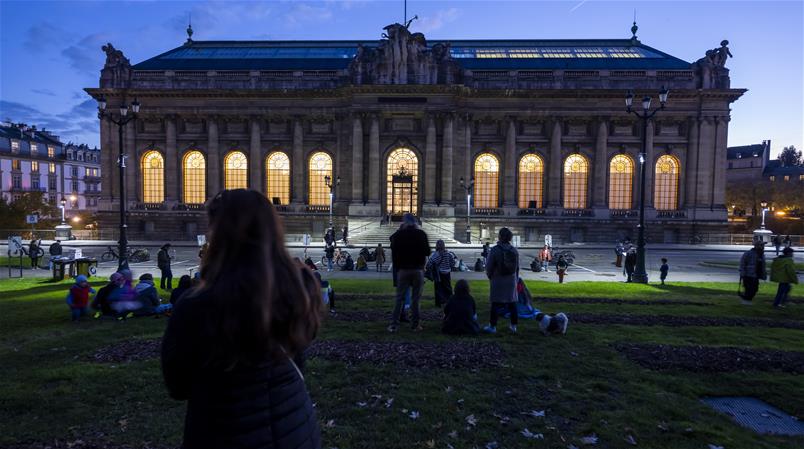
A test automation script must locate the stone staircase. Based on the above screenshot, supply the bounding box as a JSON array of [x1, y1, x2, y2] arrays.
[[348, 218, 461, 247]]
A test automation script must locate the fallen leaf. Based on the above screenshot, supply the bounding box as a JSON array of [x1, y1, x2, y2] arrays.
[[580, 433, 599, 445], [707, 445, 725, 449], [485, 442, 499, 449], [447, 445, 455, 449], [356, 402, 367, 407], [522, 409, 546, 418], [465, 414, 478, 426], [325, 419, 335, 428], [457, 398, 465, 405], [426, 439, 435, 448], [625, 434, 637, 446], [448, 430, 458, 438], [409, 410, 420, 419], [521, 428, 545, 439], [385, 398, 394, 408], [570, 351, 579, 357], [445, 386, 453, 393], [657, 421, 669, 431]]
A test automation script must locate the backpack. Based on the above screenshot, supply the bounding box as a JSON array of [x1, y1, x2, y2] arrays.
[[496, 245, 518, 276]]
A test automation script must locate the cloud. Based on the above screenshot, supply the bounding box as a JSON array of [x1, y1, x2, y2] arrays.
[[61, 33, 109, 75], [0, 99, 100, 147], [283, 3, 334, 26], [23, 22, 73, 51], [31, 89, 57, 97], [415, 8, 460, 33]]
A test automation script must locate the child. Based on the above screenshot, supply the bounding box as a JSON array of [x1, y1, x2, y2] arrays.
[[535, 312, 569, 336], [442, 279, 480, 335], [66, 275, 95, 322], [314, 271, 336, 314], [659, 258, 669, 285], [556, 255, 569, 284]]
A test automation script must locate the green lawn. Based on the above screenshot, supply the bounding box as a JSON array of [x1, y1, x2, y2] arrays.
[[0, 278, 802, 448]]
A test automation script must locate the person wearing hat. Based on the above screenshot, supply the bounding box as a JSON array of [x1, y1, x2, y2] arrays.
[[770, 247, 798, 308], [157, 243, 173, 290], [738, 241, 767, 305], [66, 275, 95, 322], [134, 273, 162, 315]]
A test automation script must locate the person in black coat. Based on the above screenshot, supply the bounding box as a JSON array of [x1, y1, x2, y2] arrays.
[[624, 248, 637, 283], [161, 189, 322, 449], [170, 275, 193, 305], [442, 280, 480, 335]]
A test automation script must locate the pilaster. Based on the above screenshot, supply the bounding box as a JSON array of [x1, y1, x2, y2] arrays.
[[351, 114, 364, 203], [685, 117, 700, 209], [368, 115, 380, 204], [292, 118, 304, 204], [644, 120, 655, 208], [503, 118, 517, 207], [593, 120, 608, 208], [164, 116, 177, 203], [249, 117, 261, 191], [207, 117, 220, 196], [547, 119, 562, 207], [712, 116, 729, 208], [697, 117, 716, 207], [424, 115, 437, 204], [442, 114, 454, 204], [125, 120, 137, 203]]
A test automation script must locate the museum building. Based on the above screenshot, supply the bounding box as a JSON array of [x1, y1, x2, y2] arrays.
[[86, 23, 745, 243]]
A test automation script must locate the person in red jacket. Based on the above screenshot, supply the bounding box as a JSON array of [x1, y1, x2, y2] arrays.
[[66, 275, 95, 322]]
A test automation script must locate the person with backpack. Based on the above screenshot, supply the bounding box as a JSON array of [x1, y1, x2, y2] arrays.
[[739, 241, 767, 305], [157, 243, 173, 290], [770, 247, 798, 308], [483, 227, 520, 334], [427, 240, 455, 307]]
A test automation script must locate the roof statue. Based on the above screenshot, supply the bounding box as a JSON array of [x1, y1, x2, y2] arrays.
[[350, 23, 460, 85], [693, 40, 732, 89], [100, 43, 132, 89]]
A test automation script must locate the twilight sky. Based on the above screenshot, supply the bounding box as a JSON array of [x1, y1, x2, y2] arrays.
[[0, 0, 801, 157]]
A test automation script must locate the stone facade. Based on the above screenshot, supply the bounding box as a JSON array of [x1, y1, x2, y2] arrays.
[[85, 26, 745, 243]]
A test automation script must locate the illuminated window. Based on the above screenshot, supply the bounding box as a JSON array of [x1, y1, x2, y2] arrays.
[[308, 152, 332, 206], [49, 163, 55, 173], [784, 175, 790, 181], [800, 175, 804, 181], [770, 176, 775, 181], [12, 159, 21, 170], [654, 155, 680, 210], [518, 153, 543, 208], [31, 161, 39, 172], [266, 151, 290, 206], [223, 151, 248, 190], [31, 143, 39, 155], [474, 153, 500, 208], [386, 148, 419, 215], [563, 154, 589, 209], [141, 150, 164, 203], [47, 146, 55, 158], [11, 141, 19, 153], [608, 154, 634, 210], [182, 150, 206, 204]]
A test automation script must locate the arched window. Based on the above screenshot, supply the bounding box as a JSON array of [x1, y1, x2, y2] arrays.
[[654, 154, 680, 210], [308, 152, 332, 206], [266, 151, 290, 206], [223, 151, 248, 190], [608, 154, 633, 210], [518, 153, 544, 209], [386, 148, 419, 216], [563, 154, 589, 209], [141, 150, 164, 203], [182, 150, 206, 204], [473, 153, 500, 208]]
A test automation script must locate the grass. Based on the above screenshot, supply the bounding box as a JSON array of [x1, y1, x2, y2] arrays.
[[0, 277, 802, 448]]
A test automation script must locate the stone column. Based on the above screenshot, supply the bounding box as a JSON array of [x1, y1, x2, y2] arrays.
[[165, 116, 177, 203], [644, 120, 655, 208], [712, 116, 729, 207], [464, 115, 472, 182], [548, 119, 562, 207], [593, 120, 608, 208], [696, 117, 715, 207], [125, 120, 137, 203], [503, 118, 517, 207], [102, 118, 116, 200], [207, 117, 220, 196], [684, 118, 700, 209], [442, 115, 454, 203], [368, 115, 380, 203], [424, 115, 437, 204], [292, 119, 304, 204], [249, 118, 261, 191], [351, 115, 364, 203]]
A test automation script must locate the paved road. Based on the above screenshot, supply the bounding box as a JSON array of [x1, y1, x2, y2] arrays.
[[4, 241, 801, 283]]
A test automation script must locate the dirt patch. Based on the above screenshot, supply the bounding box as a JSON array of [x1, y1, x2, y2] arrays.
[[615, 343, 804, 374], [330, 309, 443, 322], [337, 294, 712, 306], [308, 340, 505, 369], [91, 338, 161, 363], [573, 313, 804, 330], [2, 440, 173, 449]]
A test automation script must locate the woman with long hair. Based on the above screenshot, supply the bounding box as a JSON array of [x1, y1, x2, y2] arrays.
[[162, 189, 322, 449]]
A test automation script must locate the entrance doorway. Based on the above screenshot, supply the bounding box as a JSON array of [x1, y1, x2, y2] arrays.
[[386, 148, 418, 217]]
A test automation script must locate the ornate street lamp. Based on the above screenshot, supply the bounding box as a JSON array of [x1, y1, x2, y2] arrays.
[[59, 197, 67, 224], [759, 200, 769, 229], [97, 95, 140, 271], [625, 86, 669, 284], [459, 176, 475, 244], [324, 174, 341, 228]]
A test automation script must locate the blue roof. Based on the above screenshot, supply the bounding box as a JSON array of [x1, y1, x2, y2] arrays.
[[133, 39, 692, 71]]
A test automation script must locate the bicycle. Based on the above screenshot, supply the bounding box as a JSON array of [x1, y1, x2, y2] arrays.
[[689, 234, 704, 245], [100, 246, 150, 263], [552, 249, 576, 266], [322, 248, 351, 268]]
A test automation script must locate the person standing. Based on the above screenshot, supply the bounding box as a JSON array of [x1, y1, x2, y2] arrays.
[[770, 247, 798, 308], [624, 248, 637, 283], [481, 242, 490, 260], [157, 243, 173, 290], [162, 189, 322, 449], [538, 245, 552, 272], [341, 225, 349, 246], [739, 241, 767, 305], [772, 235, 782, 256], [783, 235, 792, 249], [29, 238, 41, 269], [48, 240, 63, 269], [324, 244, 335, 272], [428, 240, 455, 307], [375, 243, 386, 272], [659, 258, 670, 285], [556, 255, 569, 283], [388, 213, 430, 332], [483, 227, 520, 334]]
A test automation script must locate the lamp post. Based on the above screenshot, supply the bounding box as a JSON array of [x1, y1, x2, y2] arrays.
[[459, 176, 475, 244], [324, 174, 340, 228], [97, 95, 140, 271], [759, 200, 769, 229], [625, 86, 669, 284], [59, 197, 67, 224]]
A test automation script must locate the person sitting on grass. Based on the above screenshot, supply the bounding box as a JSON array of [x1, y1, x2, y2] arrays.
[[92, 272, 123, 318], [535, 312, 569, 336], [342, 254, 355, 271], [442, 279, 480, 335], [356, 254, 368, 271], [314, 271, 336, 314], [304, 256, 318, 271], [66, 275, 95, 322], [133, 273, 172, 316], [170, 275, 193, 306]]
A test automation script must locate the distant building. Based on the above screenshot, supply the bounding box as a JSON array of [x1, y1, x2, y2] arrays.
[[726, 140, 770, 182], [0, 122, 65, 206], [763, 159, 804, 183], [63, 143, 102, 212]]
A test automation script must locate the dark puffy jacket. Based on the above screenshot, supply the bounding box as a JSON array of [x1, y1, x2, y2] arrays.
[[162, 292, 320, 449], [390, 227, 430, 270]]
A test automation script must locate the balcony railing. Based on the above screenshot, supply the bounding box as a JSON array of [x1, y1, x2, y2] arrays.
[[610, 209, 638, 218], [562, 208, 594, 217], [173, 203, 205, 211], [656, 210, 687, 219], [472, 208, 503, 216], [306, 205, 330, 213], [517, 208, 547, 216]]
